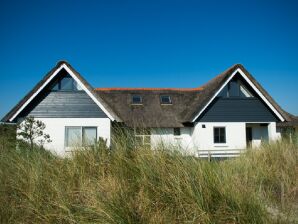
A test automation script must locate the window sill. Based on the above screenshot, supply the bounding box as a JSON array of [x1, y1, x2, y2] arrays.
[[214, 144, 228, 148]]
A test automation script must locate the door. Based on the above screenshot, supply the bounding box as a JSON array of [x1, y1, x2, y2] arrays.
[[246, 127, 252, 148]]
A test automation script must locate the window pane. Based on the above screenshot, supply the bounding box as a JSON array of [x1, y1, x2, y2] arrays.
[[52, 82, 59, 91], [135, 128, 142, 135], [144, 136, 151, 145], [160, 96, 172, 104], [60, 77, 74, 90], [174, 128, 181, 136], [214, 127, 226, 143], [229, 81, 239, 97], [240, 85, 253, 97], [218, 86, 228, 97], [214, 135, 220, 143], [83, 127, 97, 146], [214, 128, 219, 143], [135, 136, 143, 146], [132, 95, 142, 104], [66, 127, 81, 147], [219, 128, 226, 143]]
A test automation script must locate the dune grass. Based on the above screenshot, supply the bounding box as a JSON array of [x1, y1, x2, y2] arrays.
[[0, 136, 297, 223]]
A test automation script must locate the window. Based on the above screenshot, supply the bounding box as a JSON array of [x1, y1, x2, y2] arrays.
[[218, 79, 254, 98], [132, 95, 142, 104], [65, 127, 81, 147], [229, 81, 240, 97], [134, 128, 151, 146], [160, 95, 172, 104], [83, 127, 97, 146], [218, 86, 228, 97], [65, 126, 97, 147], [214, 127, 226, 143], [239, 85, 253, 97], [51, 75, 82, 91], [60, 77, 74, 90], [174, 128, 181, 136]]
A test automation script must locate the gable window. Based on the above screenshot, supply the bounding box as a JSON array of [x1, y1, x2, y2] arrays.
[[229, 81, 240, 97], [65, 126, 97, 147], [174, 128, 181, 136], [132, 95, 142, 104], [134, 128, 151, 146], [214, 127, 226, 143], [239, 84, 253, 97], [160, 95, 172, 104], [60, 77, 74, 90], [51, 75, 82, 91], [218, 79, 254, 98]]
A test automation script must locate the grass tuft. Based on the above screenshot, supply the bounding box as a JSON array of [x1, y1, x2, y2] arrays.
[[0, 137, 297, 223]]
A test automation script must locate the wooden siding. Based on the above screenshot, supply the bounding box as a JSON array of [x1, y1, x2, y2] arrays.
[[18, 91, 108, 119], [197, 97, 278, 122]]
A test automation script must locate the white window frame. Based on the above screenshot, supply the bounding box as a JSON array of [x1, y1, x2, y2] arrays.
[[160, 95, 172, 105], [65, 126, 97, 149], [134, 128, 151, 146], [213, 126, 226, 144], [131, 95, 143, 105]]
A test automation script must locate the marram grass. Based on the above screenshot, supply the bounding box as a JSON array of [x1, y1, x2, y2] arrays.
[[0, 139, 297, 224]]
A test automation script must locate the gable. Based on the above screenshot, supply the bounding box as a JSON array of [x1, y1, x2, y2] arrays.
[[16, 69, 108, 120], [196, 74, 279, 122], [190, 66, 286, 122], [2, 61, 120, 122]]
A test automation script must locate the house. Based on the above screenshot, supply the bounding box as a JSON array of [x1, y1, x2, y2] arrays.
[[2, 61, 296, 157]]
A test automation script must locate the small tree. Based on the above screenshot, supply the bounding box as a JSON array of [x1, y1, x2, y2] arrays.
[[17, 116, 52, 150]]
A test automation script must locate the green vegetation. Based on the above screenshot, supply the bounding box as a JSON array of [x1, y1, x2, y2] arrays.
[[0, 129, 297, 223]]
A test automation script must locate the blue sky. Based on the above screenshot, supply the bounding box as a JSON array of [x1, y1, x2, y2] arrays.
[[0, 0, 297, 118]]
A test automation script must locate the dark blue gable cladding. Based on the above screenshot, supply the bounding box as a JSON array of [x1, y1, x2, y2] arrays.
[[196, 74, 279, 122], [18, 91, 108, 119], [16, 71, 108, 120], [196, 97, 278, 122]]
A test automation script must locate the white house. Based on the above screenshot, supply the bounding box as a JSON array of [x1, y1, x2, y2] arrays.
[[2, 61, 295, 157]]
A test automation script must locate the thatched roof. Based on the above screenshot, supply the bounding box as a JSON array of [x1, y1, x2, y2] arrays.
[[96, 64, 293, 127], [277, 115, 298, 127], [96, 89, 201, 128], [3, 62, 295, 127]]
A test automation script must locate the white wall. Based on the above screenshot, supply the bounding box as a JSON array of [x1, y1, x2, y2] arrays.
[[20, 118, 111, 156], [150, 122, 281, 157], [192, 122, 247, 152], [268, 122, 281, 141], [21, 118, 281, 157], [151, 127, 195, 154]]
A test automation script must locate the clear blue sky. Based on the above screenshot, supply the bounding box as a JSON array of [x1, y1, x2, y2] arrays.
[[0, 0, 297, 118]]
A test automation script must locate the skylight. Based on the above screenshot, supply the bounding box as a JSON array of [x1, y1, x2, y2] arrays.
[[160, 95, 172, 104], [132, 95, 142, 104]]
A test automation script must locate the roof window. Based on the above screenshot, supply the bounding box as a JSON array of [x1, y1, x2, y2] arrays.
[[132, 95, 142, 104], [160, 95, 172, 104]]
